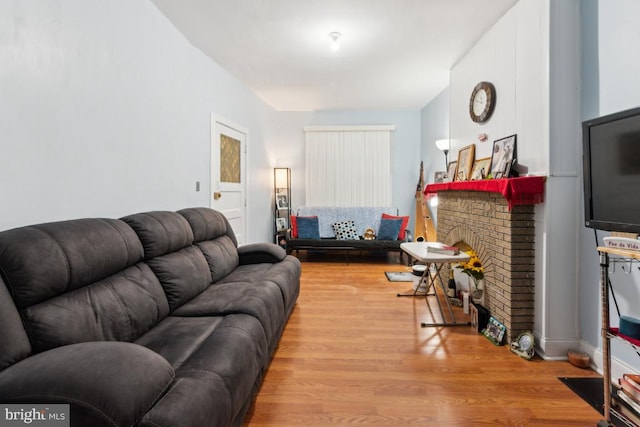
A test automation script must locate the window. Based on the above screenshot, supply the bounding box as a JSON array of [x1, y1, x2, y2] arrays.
[[304, 125, 395, 206]]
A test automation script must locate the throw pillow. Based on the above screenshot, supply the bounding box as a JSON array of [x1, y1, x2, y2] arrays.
[[332, 220, 359, 240], [381, 213, 409, 240], [296, 216, 320, 239], [290, 215, 317, 238], [377, 218, 403, 240]]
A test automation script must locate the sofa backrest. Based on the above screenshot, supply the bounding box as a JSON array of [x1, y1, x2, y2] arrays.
[[297, 206, 399, 238], [0, 275, 31, 370], [0, 218, 170, 356], [178, 207, 239, 283], [122, 211, 212, 312]]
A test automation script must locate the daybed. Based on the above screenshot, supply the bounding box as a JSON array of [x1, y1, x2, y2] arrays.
[[286, 206, 410, 263], [0, 207, 301, 427]]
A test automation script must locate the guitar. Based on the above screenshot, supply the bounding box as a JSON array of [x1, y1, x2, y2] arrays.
[[414, 161, 437, 242]]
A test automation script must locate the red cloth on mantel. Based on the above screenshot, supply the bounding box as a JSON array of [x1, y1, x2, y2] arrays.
[[424, 176, 546, 210]]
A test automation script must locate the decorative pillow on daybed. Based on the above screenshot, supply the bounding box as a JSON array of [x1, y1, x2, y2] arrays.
[[377, 218, 403, 240], [296, 216, 321, 239], [381, 213, 409, 240], [332, 220, 360, 240], [290, 215, 318, 238]]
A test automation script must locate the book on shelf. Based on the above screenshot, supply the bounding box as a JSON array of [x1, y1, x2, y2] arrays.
[[425, 243, 460, 255], [614, 402, 640, 427], [621, 376, 640, 402], [625, 374, 640, 391], [617, 388, 640, 415]]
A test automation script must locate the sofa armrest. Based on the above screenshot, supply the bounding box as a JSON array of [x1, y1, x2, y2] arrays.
[[238, 243, 286, 264], [0, 341, 175, 427]]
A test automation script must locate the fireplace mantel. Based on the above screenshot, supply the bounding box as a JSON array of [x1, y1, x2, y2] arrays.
[[430, 177, 545, 343], [425, 176, 546, 210]]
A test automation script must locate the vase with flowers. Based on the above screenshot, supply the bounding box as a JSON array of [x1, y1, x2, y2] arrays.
[[456, 250, 485, 303]]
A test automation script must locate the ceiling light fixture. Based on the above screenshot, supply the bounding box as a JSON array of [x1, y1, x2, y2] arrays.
[[329, 32, 341, 51]]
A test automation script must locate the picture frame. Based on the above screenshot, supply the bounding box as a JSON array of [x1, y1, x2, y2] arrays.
[[483, 316, 507, 346], [470, 157, 492, 180], [455, 144, 476, 181], [490, 134, 517, 179], [445, 161, 457, 183], [434, 171, 446, 183], [470, 304, 479, 331], [276, 194, 289, 210], [275, 217, 287, 231]]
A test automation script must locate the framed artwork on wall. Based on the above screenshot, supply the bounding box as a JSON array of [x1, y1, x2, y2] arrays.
[[490, 134, 517, 178], [455, 144, 476, 181]]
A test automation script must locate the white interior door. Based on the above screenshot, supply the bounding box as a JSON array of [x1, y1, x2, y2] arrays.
[[211, 115, 247, 245]]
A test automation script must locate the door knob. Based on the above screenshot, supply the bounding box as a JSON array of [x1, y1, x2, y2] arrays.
[[213, 192, 222, 200]]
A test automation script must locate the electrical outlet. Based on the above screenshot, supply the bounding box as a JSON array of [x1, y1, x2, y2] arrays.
[[195, 181, 200, 192]]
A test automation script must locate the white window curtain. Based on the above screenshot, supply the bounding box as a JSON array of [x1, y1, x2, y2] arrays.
[[304, 125, 395, 207]]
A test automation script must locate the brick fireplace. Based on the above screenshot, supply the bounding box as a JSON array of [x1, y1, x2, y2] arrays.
[[435, 190, 536, 343]]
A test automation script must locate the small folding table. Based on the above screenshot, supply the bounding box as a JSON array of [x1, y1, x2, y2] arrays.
[[399, 242, 471, 327]]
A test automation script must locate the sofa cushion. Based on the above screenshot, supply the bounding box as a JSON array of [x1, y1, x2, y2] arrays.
[[381, 213, 409, 240], [290, 215, 317, 239], [0, 341, 175, 427], [0, 218, 144, 308], [332, 220, 359, 240], [297, 216, 320, 239], [122, 211, 194, 260], [136, 314, 267, 426], [171, 281, 285, 351], [0, 218, 168, 353], [178, 208, 240, 282], [0, 276, 31, 370], [195, 238, 240, 283], [178, 207, 237, 247], [147, 246, 211, 312], [217, 258, 301, 318], [377, 218, 403, 240], [22, 264, 169, 352]]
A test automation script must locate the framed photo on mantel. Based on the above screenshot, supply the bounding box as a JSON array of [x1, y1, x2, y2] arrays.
[[490, 134, 517, 179], [455, 144, 476, 181], [445, 161, 457, 183]]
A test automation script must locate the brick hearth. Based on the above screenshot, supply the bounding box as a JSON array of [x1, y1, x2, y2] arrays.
[[437, 190, 535, 343]]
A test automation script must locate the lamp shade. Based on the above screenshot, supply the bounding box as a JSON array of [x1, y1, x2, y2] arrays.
[[274, 168, 290, 189], [435, 139, 450, 152]]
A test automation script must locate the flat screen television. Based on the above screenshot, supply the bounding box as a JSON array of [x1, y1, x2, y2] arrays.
[[583, 106, 640, 233]]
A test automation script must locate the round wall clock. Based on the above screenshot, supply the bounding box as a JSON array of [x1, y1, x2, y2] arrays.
[[469, 81, 496, 123]]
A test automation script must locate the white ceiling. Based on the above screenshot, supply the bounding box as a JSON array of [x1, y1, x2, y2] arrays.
[[151, 0, 518, 112]]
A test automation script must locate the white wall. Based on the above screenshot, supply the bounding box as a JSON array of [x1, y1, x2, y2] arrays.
[[579, 0, 640, 374], [446, 0, 582, 358], [449, 1, 548, 173], [421, 87, 450, 182], [0, 0, 278, 243]]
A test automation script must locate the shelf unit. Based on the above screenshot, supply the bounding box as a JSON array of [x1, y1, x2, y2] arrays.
[[274, 168, 291, 248], [598, 246, 640, 426]]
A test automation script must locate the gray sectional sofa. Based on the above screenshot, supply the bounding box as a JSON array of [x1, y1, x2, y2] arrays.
[[0, 207, 301, 427]]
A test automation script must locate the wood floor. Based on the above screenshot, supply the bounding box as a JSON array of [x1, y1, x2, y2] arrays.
[[243, 253, 603, 426]]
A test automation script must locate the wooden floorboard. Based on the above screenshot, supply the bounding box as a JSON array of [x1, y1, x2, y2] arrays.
[[243, 253, 602, 426]]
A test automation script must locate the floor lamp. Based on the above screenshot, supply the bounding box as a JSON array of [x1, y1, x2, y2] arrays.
[[435, 139, 450, 168]]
